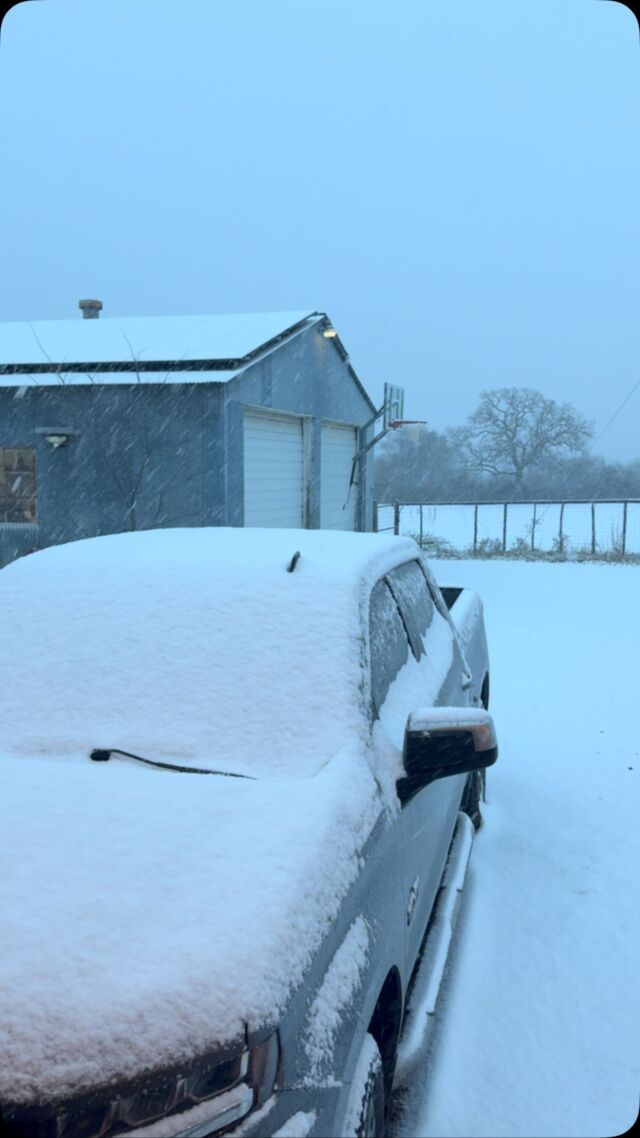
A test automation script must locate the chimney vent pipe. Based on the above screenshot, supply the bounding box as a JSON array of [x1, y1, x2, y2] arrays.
[[79, 299, 103, 319]]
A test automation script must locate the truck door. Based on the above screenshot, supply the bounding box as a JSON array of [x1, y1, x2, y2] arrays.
[[383, 562, 469, 972]]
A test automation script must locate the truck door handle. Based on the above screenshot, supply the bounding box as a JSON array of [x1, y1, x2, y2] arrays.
[[407, 878, 419, 926]]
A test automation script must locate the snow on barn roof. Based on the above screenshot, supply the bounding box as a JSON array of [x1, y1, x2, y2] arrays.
[[0, 309, 321, 385]]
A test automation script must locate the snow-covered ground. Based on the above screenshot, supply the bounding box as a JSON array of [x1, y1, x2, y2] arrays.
[[391, 559, 639, 1138]]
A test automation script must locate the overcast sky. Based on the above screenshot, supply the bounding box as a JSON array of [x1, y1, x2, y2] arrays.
[[0, 0, 638, 460]]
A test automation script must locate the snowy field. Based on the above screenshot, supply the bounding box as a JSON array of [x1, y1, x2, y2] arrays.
[[390, 558, 639, 1138]]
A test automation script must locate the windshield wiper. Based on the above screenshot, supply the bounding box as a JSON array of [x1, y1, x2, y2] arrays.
[[89, 748, 255, 779]]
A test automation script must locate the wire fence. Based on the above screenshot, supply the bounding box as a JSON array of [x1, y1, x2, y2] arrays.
[[375, 500, 640, 560]]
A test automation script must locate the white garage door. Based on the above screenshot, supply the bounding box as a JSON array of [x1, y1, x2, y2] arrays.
[[244, 412, 304, 527], [320, 424, 358, 531]]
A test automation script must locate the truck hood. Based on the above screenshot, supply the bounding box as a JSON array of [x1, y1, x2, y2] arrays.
[[0, 750, 380, 1104]]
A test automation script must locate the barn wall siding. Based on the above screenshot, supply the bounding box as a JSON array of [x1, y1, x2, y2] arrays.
[[231, 324, 372, 424], [0, 322, 375, 567], [0, 383, 226, 564]]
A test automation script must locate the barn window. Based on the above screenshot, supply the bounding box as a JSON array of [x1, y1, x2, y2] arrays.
[[0, 448, 37, 522]]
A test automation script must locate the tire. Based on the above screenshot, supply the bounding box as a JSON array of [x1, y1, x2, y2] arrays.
[[341, 1033, 386, 1138], [461, 767, 486, 830]]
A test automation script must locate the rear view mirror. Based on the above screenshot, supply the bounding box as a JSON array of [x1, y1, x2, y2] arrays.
[[397, 707, 498, 805]]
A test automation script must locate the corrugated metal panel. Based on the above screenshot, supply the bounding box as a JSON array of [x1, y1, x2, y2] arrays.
[[0, 523, 39, 569], [244, 412, 304, 527], [320, 424, 357, 531]]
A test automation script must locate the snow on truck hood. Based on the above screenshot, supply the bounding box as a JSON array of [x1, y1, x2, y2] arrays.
[[1, 749, 381, 1102], [0, 528, 417, 1101]]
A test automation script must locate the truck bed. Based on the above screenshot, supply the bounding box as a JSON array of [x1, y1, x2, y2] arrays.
[[438, 582, 489, 707], [439, 585, 463, 609]]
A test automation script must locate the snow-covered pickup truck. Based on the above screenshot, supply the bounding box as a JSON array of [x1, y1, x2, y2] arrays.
[[0, 528, 496, 1138]]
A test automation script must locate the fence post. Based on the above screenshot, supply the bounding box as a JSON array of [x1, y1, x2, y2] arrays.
[[559, 502, 565, 554], [373, 502, 378, 533], [419, 505, 423, 548], [622, 501, 628, 555], [531, 502, 537, 552], [393, 502, 400, 536], [473, 504, 478, 554], [502, 502, 508, 553], [591, 502, 596, 555]]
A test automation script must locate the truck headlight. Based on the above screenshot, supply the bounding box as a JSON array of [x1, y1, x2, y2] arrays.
[[2, 1033, 280, 1138]]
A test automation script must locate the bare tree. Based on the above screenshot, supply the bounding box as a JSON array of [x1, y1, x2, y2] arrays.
[[375, 425, 475, 502], [27, 322, 96, 385], [101, 343, 203, 532], [104, 418, 158, 531], [25, 326, 204, 531], [448, 388, 593, 487]]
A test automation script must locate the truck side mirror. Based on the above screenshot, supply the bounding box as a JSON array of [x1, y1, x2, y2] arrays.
[[397, 707, 498, 805]]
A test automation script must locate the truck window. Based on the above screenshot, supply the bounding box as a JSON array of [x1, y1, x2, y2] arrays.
[[386, 560, 434, 661], [369, 579, 410, 717]]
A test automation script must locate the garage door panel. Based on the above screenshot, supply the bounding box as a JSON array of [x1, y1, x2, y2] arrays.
[[320, 424, 357, 531], [244, 413, 304, 528]]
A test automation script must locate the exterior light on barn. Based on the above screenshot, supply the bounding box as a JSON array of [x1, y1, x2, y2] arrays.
[[44, 433, 71, 448], [322, 326, 337, 338]]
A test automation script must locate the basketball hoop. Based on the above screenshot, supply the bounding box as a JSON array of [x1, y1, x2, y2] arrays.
[[389, 419, 428, 442]]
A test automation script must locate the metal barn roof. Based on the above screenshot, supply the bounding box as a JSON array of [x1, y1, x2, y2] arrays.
[[0, 310, 321, 385]]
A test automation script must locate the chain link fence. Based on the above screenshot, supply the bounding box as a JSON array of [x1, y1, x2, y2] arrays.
[[375, 500, 640, 560]]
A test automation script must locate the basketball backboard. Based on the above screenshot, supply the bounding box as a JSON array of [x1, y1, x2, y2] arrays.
[[383, 383, 405, 429]]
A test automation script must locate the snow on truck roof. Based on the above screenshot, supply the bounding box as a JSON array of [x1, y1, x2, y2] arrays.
[[0, 528, 419, 777], [0, 310, 320, 384]]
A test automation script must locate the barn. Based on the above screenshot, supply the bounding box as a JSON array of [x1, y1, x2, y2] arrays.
[[0, 306, 379, 567]]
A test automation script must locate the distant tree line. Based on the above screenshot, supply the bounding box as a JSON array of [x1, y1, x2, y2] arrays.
[[375, 387, 640, 503]]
